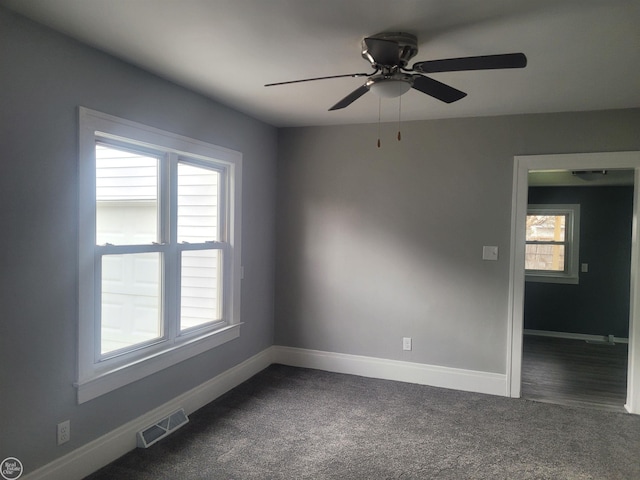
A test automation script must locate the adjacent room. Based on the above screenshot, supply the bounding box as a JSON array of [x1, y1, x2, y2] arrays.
[[1, 1, 639, 479], [522, 170, 634, 412]]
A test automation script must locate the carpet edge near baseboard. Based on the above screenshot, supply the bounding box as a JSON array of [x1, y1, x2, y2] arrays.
[[22, 348, 275, 480], [24, 346, 507, 480], [272, 345, 507, 396]]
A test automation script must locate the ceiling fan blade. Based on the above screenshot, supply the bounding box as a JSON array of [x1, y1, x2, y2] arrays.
[[329, 85, 370, 111], [363, 37, 399, 66], [265, 72, 372, 87], [413, 53, 527, 73], [411, 75, 467, 104]]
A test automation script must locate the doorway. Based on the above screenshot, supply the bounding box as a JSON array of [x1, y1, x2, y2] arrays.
[[521, 171, 633, 411], [507, 151, 640, 414]]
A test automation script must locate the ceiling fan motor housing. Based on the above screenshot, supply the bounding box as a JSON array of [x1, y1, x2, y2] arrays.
[[361, 32, 418, 68]]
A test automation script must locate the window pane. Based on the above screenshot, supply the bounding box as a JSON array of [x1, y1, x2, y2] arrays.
[[526, 214, 566, 242], [96, 144, 158, 245], [525, 244, 565, 271], [178, 163, 220, 243], [101, 252, 162, 355], [180, 250, 221, 330]]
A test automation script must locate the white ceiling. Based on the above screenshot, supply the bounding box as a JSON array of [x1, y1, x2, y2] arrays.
[[528, 170, 634, 187], [3, 0, 639, 127]]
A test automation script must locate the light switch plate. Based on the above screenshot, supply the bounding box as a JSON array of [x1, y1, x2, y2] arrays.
[[482, 246, 499, 261]]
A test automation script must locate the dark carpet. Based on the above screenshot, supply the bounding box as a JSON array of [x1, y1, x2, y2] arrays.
[[85, 364, 640, 479]]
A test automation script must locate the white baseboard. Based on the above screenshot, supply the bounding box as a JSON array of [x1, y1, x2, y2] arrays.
[[23, 347, 274, 480], [524, 329, 629, 344], [25, 346, 509, 479], [272, 346, 507, 397]]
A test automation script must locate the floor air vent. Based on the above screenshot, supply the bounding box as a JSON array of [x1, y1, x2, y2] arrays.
[[137, 409, 189, 448]]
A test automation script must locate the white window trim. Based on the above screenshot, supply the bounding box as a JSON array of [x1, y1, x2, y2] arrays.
[[525, 203, 580, 285], [77, 107, 242, 404]]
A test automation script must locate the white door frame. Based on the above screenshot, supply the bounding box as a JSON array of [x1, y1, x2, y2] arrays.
[[507, 151, 640, 414]]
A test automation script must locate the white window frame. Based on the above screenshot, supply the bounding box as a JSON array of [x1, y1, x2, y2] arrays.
[[77, 107, 242, 403], [525, 204, 580, 285]]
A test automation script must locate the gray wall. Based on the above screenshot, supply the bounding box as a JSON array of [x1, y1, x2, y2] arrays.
[[0, 8, 277, 473], [525, 186, 633, 338], [275, 109, 640, 374]]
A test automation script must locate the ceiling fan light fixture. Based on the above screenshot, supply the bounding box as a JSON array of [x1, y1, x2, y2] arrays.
[[369, 78, 411, 98]]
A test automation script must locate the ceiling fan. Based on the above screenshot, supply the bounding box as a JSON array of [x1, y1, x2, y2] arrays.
[[265, 32, 527, 111]]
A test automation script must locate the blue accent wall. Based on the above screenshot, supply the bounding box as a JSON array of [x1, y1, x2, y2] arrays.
[[524, 186, 633, 338]]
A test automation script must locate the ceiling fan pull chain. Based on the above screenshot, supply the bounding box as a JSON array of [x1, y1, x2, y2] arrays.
[[397, 96, 402, 141], [377, 96, 382, 148]]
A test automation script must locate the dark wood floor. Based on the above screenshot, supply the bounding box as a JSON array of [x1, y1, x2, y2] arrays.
[[521, 335, 628, 412]]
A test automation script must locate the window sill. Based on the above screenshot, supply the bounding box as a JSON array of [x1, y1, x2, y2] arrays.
[[525, 274, 579, 285], [75, 323, 241, 404]]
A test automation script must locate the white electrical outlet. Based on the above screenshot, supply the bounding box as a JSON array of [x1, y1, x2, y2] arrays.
[[57, 420, 70, 445], [403, 337, 412, 351]]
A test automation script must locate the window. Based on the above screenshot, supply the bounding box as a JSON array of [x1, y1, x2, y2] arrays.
[[78, 108, 242, 403], [525, 204, 580, 284]]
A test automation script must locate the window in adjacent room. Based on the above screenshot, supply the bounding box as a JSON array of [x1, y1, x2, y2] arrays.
[[78, 107, 242, 403], [525, 204, 580, 284]]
